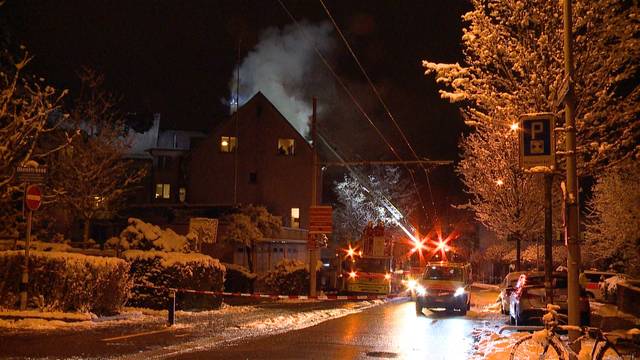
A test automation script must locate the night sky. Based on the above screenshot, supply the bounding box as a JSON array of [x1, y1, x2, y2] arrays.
[[2, 0, 472, 227]]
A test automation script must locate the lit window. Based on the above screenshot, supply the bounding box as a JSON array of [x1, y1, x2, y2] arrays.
[[277, 138, 295, 156], [155, 184, 170, 199], [291, 208, 300, 229], [179, 187, 186, 202], [220, 136, 237, 153]]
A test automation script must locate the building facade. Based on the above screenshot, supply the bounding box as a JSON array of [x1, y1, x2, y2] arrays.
[[188, 92, 321, 230]]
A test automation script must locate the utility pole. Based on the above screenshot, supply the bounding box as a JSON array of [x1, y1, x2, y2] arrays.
[[563, 0, 582, 339], [544, 173, 554, 304], [309, 97, 319, 297]]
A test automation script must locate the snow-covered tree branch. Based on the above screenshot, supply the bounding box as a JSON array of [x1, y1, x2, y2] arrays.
[[585, 160, 640, 276], [423, 0, 639, 174], [49, 69, 147, 242], [333, 166, 417, 245], [0, 50, 71, 202]]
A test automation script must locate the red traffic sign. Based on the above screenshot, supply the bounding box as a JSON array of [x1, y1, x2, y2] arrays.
[[25, 185, 42, 211], [309, 205, 333, 234]]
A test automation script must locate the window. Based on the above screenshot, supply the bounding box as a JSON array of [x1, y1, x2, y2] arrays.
[[220, 136, 237, 153], [179, 187, 186, 202], [155, 184, 170, 199], [277, 138, 295, 156], [291, 208, 300, 229], [249, 172, 257, 184]]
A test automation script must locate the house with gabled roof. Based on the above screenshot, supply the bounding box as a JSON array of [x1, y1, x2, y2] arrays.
[[187, 92, 321, 271]]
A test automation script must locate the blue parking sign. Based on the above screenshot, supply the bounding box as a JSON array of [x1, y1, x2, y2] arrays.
[[519, 113, 556, 170]]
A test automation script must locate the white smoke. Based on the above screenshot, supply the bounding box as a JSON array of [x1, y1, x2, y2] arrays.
[[229, 21, 334, 138]]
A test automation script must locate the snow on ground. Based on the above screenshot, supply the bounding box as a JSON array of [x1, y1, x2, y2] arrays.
[[591, 301, 640, 325], [241, 300, 382, 331]]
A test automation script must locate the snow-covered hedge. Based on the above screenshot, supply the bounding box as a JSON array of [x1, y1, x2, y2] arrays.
[[106, 218, 197, 252], [0, 250, 130, 315], [260, 259, 310, 295], [123, 250, 225, 309], [223, 263, 256, 293]]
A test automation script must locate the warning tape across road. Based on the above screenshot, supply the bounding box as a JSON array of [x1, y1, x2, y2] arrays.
[[137, 285, 408, 301]]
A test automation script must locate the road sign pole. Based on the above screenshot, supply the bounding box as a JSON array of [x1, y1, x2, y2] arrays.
[[19, 209, 32, 310], [563, 0, 581, 344], [544, 173, 554, 304], [309, 97, 318, 297]]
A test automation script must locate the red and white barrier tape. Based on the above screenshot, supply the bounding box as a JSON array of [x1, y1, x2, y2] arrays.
[[137, 285, 407, 301]]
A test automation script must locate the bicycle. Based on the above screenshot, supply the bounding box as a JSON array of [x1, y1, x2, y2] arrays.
[[509, 304, 640, 359]]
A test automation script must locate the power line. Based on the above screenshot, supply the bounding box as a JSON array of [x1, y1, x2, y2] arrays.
[[276, 0, 436, 223], [318, 0, 443, 221]]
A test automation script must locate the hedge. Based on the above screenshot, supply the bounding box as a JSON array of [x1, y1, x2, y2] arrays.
[[260, 259, 310, 295], [0, 250, 131, 315], [123, 250, 225, 310], [222, 263, 256, 293]]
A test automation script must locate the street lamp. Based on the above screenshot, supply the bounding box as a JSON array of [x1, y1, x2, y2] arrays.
[[496, 179, 504, 186]]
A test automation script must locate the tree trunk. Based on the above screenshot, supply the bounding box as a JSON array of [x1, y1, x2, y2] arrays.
[[83, 218, 91, 243], [515, 233, 521, 272], [246, 244, 254, 273]]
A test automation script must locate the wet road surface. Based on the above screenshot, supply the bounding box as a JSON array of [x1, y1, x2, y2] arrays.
[[181, 290, 504, 360], [0, 289, 503, 359]]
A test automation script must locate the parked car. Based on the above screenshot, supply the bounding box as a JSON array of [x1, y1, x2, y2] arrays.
[[498, 272, 526, 315], [583, 270, 617, 300], [508, 271, 590, 326]]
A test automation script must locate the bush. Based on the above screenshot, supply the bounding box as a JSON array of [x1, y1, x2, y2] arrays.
[[123, 250, 225, 310], [106, 218, 197, 253], [223, 263, 256, 293], [0, 250, 130, 315], [261, 259, 310, 295]]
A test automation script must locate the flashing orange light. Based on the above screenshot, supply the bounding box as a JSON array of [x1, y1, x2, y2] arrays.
[[344, 243, 359, 259], [349, 271, 357, 279], [435, 238, 449, 252]]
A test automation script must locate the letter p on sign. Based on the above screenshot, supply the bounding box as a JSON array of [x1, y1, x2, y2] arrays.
[[519, 113, 556, 171]]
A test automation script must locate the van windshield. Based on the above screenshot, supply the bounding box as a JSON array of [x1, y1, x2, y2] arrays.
[[424, 266, 463, 281]]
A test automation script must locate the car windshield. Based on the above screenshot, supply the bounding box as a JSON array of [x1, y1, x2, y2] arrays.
[[424, 266, 462, 281], [519, 275, 568, 289], [356, 258, 388, 273]]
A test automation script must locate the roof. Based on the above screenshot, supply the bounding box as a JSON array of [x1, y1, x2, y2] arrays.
[[213, 91, 313, 151]]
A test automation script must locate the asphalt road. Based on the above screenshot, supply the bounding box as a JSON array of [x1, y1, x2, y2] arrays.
[[180, 290, 504, 360], [0, 289, 503, 359]]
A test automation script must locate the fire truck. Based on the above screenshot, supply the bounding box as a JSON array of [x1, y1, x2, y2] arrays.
[[341, 222, 393, 295]]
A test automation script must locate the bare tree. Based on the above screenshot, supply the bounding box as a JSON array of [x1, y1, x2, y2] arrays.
[[50, 69, 147, 242], [422, 0, 638, 267], [423, 0, 639, 174], [585, 160, 640, 276], [219, 205, 282, 273], [333, 166, 417, 246], [0, 50, 71, 203]]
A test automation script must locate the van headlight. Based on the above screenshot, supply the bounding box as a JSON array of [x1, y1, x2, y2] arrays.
[[407, 279, 417, 290], [416, 285, 427, 296], [454, 287, 465, 297]]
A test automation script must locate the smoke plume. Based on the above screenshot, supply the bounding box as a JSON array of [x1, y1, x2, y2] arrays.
[[229, 21, 334, 138]]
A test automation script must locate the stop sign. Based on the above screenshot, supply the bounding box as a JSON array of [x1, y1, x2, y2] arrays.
[[25, 185, 42, 211]]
